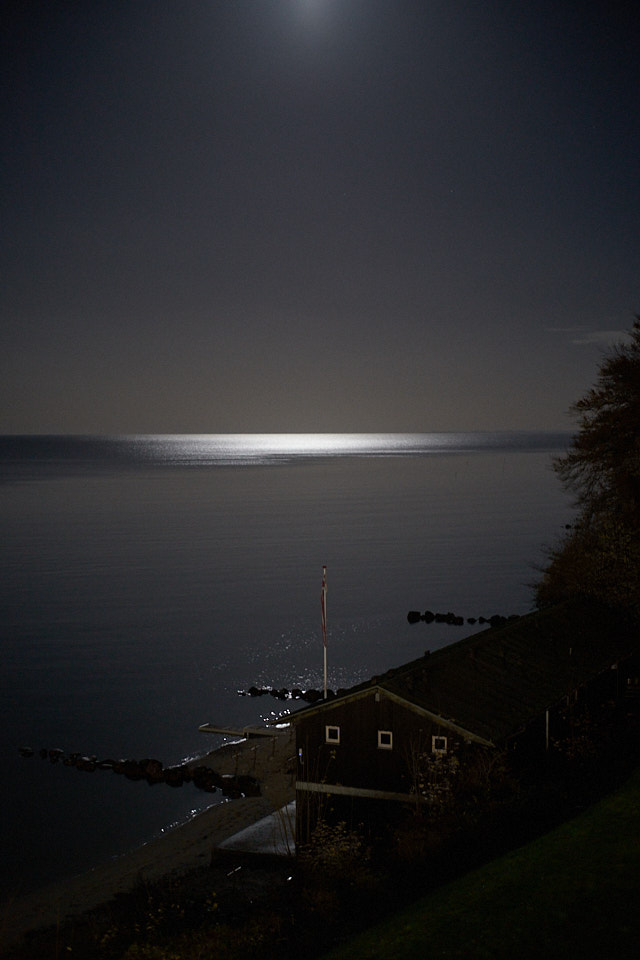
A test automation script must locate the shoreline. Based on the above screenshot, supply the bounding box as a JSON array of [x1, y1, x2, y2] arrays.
[[1, 727, 296, 951]]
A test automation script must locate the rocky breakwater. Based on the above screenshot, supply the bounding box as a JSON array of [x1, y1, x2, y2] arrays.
[[407, 609, 521, 627], [240, 685, 342, 701], [18, 747, 261, 799]]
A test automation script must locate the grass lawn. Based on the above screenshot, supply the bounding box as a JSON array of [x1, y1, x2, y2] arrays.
[[321, 766, 640, 960]]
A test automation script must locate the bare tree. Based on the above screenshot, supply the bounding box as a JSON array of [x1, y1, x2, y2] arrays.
[[537, 319, 640, 616]]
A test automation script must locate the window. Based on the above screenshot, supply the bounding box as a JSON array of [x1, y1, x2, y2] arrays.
[[325, 725, 340, 744], [378, 730, 393, 750], [432, 735, 448, 755]]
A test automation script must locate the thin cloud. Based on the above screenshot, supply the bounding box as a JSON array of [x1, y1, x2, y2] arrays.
[[545, 327, 632, 346], [545, 326, 586, 332], [570, 330, 632, 346]]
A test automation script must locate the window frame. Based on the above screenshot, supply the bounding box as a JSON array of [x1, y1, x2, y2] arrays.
[[431, 734, 448, 755], [377, 729, 393, 751], [325, 724, 340, 745]]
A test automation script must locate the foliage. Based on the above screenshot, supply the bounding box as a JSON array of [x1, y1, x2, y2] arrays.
[[554, 319, 640, 521], [406, 735, 510, 816], [118, 911, 286, 960], [3, 864, 293, 960], [537, 512, 640, 612], [395, 739, 514, 863], [298, 819, 377, 917], [551, 712, 599, 765], [412, 752, 460, 814], [537, 318, 640, 616], [300, 819, 370, 881]]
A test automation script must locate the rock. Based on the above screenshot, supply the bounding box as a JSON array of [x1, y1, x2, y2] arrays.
[[139, 758, 164, 782], [163, 766, 186, 787], [221, 776, 242, 799], [302, 689, 322, 702], [75, 757, 96, 772], [191, 766, 223, 792], [120, 760, 145, 780], [409, 610, 515, 627]]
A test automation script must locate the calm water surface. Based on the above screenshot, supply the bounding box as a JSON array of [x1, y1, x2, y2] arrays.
[[0, 433, 572, 894]]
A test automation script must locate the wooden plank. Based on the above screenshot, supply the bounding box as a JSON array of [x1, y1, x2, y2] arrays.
[[296, 780, 422, 804]]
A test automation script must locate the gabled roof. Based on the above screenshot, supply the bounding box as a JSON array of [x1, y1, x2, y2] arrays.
[[288, 601, 638, 745]]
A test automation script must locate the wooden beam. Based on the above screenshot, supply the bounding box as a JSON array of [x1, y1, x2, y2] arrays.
[[296, 780, 423, 804], [377, 687, 495, 747]]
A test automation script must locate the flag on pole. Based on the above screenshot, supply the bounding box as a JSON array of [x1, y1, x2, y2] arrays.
[[321, 565, 327, 648], [321, 565, 328, 699]]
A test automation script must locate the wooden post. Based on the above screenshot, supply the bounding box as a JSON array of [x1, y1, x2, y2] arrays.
[[545, 709, 549, 751]]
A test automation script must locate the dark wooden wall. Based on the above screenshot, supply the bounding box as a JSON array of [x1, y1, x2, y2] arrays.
[[295, 691, 455, 794]]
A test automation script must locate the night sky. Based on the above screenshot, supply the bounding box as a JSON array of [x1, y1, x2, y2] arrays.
[[2, 0, 638, 434]]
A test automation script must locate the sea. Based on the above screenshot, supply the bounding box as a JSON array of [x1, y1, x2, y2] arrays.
[[0, 432, 573, 897]]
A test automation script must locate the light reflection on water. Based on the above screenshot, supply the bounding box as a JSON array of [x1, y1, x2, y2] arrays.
[[1, 431, 572, 472], [123, 431, 571, 465]]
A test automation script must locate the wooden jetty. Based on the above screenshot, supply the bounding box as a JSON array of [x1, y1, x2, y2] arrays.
[[197, 722, 289, 739]]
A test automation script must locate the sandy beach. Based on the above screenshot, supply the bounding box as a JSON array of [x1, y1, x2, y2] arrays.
[[0, 727, 296, 952]]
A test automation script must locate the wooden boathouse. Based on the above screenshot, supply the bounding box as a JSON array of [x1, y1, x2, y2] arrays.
[[289, 600, 640, 843]]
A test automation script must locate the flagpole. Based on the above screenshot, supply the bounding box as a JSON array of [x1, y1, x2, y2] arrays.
[[321, 565, 327, 699]]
